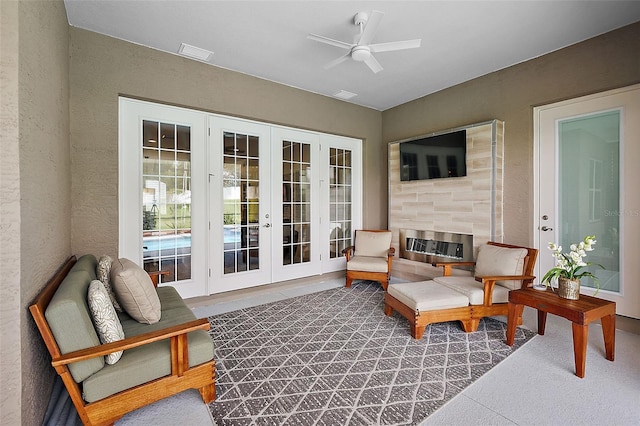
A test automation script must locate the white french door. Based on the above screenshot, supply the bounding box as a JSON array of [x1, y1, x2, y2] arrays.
[[534, 84, 640, 318], [121, 99, 362, 298], [119, 98, 208, 299], [271, 127, 322, 282], [209, 117, 273, 293], [208, 117, 361, 293]]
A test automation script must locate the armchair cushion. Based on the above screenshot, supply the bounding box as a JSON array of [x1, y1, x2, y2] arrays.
[[354, 231, 392, 258], [474, 244, 529, 290], [433, 276, 510, 305], [346, 256, 389, 273]]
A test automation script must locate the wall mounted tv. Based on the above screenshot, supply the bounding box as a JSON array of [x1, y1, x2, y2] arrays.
[[399, 129, 467, 181]]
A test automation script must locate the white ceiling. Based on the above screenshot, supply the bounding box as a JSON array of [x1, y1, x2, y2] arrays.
[[64, 1, 640, 111]]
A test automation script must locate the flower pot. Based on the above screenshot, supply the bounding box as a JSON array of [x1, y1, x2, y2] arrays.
[[558, 277, 580, 300]]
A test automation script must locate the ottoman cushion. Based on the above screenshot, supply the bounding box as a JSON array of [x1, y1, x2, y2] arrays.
[[387, 280, 470, 312]]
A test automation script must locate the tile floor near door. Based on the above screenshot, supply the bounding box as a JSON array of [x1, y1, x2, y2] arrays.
[[118, 276, 640, 425]]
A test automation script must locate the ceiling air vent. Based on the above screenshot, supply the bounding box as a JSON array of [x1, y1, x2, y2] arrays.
[[178, 43, 214, 62], [333, 90, 357, 100]]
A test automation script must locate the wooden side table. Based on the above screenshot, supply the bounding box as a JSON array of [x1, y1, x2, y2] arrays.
[[506, 287, 616, 378]]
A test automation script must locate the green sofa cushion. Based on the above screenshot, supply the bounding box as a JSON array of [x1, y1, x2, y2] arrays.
[[82, 286, 214, 403], [45, 254, 103, 383]]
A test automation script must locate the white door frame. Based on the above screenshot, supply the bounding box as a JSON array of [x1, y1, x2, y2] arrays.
[[208, 116, 272, 294], [118, 97, 208, 299], [271, 126, 322, 282], [534, 83, 640, 318]]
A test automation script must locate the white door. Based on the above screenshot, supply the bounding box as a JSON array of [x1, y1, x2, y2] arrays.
[[119, 98, 208, 299], [209, 116, 272, 293], [534, 84, 640, 318], [321, 134, 363, 273], [271, 127, 322, 282]]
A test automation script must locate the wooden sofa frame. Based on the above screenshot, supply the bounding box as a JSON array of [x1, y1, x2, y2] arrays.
[[30, 256, 216, 426], [342, 229, 395, 290], [384, 242, 538, 339]]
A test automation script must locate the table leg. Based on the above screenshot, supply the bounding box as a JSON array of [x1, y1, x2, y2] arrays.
[[537, 310, 548, 335], [506, 303, 523, 346], [600, 314, 616, 361], [571, 322, 588, 378]]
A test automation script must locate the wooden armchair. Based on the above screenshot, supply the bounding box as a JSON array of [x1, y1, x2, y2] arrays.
[[342, 230, 394, 290], [385, 241, 537, 338]]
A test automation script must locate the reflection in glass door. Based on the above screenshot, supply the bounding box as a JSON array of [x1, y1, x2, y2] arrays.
[[558, 112, 620, 292], [223, 132, 260, 274], [271, 128, 320, 283], [329, 148, 352, 259], [142, 120, 192, 282], [282, 140, 311, 265]]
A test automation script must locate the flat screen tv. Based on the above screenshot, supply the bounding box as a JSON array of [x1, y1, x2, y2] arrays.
[[399, 129, 467, 181]]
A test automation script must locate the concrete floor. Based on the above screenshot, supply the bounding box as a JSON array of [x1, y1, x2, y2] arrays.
[[117, 276, 640, 425]]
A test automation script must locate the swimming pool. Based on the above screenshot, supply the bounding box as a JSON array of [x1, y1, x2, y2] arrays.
[[143, 234, 192, 252], [142, 227, 241, 256]]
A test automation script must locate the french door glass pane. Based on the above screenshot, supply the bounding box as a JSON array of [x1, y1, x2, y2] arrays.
[[283, 140, 311, 265], [329, 148, 352, 258], [142, 120, 191, 282], [223, 132, 260, 273], [558, 110, 620, 292]]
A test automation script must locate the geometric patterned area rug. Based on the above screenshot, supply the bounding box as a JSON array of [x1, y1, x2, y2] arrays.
[[207, 281, 535, 425]]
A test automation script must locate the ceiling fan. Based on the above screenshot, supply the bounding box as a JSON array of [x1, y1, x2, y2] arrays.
[[307, 10, 421, 74]]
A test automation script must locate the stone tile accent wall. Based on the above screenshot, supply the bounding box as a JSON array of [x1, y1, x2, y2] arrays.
[[388, 120, 504, 280]]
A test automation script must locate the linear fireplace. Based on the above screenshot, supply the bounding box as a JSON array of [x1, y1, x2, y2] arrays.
[[399, 229, 474, 265]]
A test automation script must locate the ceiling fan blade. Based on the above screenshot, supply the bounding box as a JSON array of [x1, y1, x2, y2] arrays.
[[364, 54, 383, 74], [370, 39, 422, 53], [307, 34, 353, 50], [358, 10, 384, 45], [324, 52, 351, 70]]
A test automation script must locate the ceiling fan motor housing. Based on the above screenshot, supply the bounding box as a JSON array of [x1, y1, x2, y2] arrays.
[[351, 45, 371, 62]]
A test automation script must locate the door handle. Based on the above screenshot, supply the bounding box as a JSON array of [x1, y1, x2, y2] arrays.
[[263, 223, 271, 228], [541, 226, 553, 231]]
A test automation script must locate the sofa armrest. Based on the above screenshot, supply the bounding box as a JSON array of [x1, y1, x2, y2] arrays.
[[51, 318, 210, 375], [341, 245, 355, 261], [432, 261, 476, 276], [475, 275, 537, 305], [474, 274, 536, 283]]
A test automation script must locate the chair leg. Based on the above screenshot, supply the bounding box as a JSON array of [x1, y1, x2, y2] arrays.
[[345, 276, 353, 288], [460, 319, 480, 332], [199, 383, 216, 403], [411, 323, 426, 340], [383, 303, 393, 316], [380, 276, 389, 291]]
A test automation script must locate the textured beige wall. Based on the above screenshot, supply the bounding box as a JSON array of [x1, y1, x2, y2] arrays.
[[69, 28, 384, 260], [0, 0, 71, 424], [0, 1, 22, 424], [382, 22, 640, 247]]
